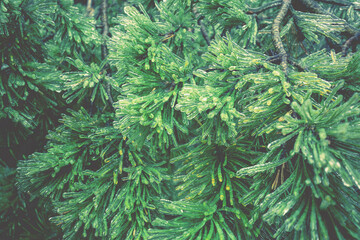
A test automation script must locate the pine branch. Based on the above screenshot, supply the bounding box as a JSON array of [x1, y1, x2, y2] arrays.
[[300, 0, 358, 36], [100, 0, 114, 106], [342, 31, 360, 56], [316, 0, 360, 10], [272, 0, 292, 74], [246, 1, 282, 14]]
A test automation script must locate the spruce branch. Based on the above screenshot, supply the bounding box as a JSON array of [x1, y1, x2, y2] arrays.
[[246, 1, 282, 14], [100, 0, 114, 106], [342, 31, 360, 56], [272, 0, 292, 74]]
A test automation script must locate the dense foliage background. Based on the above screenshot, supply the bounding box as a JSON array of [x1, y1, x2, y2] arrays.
[[1, 0, 360, 239]]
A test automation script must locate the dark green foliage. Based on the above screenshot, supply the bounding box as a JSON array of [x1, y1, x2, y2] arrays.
[[0, 166, 58, 239], [0, 0, 358, 239], [0, 0, 64, 164], [17, 107, 170, 238], [1, 0, 106, 237], [17, 109, 114, 200]]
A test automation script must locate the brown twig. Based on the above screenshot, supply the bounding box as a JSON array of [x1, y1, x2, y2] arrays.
[[86, 0, 94, 17], [272, 0, 292, 75], [100, 0, 114, 106], [342, 31, 360, 56], [101, 0, 109, 60]]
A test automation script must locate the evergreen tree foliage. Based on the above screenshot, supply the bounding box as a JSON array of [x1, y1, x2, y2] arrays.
[[0, 0, 359, 239]]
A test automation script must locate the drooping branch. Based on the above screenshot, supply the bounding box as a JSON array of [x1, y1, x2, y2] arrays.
[[342, 31, 360, 56], [299, 0, 358, 36], [272, 0, 292, 74], [296, 0, 359, 54], [316, 0, 360, 10], [100, 0, 114, 106], [246, 1, 282, 14]]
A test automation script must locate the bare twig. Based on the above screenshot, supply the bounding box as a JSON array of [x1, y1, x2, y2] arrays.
[[246, 1, 282, 14], [100, 0, 114, 106], [272, 0, 292, 74], [342, 31, 360, 56], [101, 0, 109, 60], [86, 0, 94, 17]]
